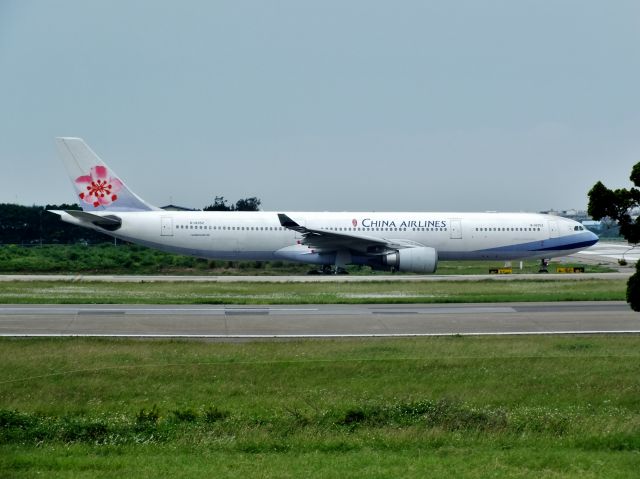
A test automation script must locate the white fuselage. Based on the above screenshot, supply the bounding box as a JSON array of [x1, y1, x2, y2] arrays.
[[58, 210, 598, 268]]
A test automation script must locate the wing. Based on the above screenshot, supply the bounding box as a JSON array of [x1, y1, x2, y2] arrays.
[[277, 213, 420, 254]]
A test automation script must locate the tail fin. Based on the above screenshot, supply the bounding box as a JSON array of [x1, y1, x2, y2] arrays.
[[55, 137, 159, 212]]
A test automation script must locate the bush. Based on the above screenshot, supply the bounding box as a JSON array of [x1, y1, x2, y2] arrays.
[[60, 419, 109, 442], [0, 408, 35, 429], [135, 406, 160, 429], [171, 409, 198, 423], [626, 268, 640, 311], [204, 406, 228, 423]]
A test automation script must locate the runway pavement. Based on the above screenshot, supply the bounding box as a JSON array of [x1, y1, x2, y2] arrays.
[[0, 272, 632, 282], [0, 302, 637, 339]]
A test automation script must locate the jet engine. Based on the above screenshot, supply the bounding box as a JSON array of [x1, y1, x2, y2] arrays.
[[382, 246, 438, 274]]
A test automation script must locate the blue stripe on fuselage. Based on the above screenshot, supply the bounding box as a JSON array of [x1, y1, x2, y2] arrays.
[[474, 232, 598, 255]]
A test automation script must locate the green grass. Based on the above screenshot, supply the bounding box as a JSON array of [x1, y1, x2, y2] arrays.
[[0, 278, 626, 304], [1, 336, 639, 477], [0, 243, 615, 275], [0, 244, 312, 275]]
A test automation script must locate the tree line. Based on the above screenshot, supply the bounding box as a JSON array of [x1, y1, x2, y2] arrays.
[[0, 204, 104, 245], [0, 197, 261, 244], [203, 196, 261, 212]]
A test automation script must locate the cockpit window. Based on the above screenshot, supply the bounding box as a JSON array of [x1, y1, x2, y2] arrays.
[[574, 225, 585, 231]]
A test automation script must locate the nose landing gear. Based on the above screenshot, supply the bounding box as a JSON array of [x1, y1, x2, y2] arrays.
[[538, 259, 549, 273]]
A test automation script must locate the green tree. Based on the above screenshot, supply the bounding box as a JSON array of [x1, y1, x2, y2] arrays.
[[588, 164, 640, 310], [0, 203, 111, 244], [203, 196, 232, 211], [203, 196, 261, 212], [234, 197, 261, 211]]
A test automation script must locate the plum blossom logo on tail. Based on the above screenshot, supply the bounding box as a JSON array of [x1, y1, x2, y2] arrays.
[[75, 166, 123, 207]]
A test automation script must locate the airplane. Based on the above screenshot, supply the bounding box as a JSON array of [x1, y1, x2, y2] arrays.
[[51, 137, 599, 274]]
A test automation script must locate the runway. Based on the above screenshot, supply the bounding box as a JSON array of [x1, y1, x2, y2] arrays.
[[0, 272, 632, 282], [0, 302, 638, 339]]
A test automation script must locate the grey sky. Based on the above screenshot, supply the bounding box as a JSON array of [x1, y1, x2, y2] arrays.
[[1, 1, 638, 212]]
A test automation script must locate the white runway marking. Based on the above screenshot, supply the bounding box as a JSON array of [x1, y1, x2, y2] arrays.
[[3, 330, 640, 339]]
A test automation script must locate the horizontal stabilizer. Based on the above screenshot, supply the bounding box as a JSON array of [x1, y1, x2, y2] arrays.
[[49, 210, 122, 231]]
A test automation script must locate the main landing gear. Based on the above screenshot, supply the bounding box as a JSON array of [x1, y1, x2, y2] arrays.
[[307, 265, 349, 275], [307, 250, 351, 275]]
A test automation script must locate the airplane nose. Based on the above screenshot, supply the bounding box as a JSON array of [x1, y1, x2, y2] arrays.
[[586, 230, 599, 247]]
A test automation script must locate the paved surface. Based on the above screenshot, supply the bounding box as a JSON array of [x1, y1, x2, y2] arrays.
[[1, 302, 637, 338], [0, 272, 631, 282], [572, 241, 640, 268]]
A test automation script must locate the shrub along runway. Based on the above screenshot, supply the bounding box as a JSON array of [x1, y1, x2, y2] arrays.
[[0, 302, 637, 338]]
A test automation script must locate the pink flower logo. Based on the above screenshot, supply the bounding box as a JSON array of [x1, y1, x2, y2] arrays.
[[75, 166, 123, 207], [352, 218, 358, 227]]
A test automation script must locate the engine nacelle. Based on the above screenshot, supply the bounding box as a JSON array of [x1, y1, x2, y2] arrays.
[[383, 246, 438, 274]]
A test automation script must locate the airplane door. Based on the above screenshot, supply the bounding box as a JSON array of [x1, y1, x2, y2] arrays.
[[161, 217, 173, 236], [450, 219, 462, 239], [548, 220, 559, 238]]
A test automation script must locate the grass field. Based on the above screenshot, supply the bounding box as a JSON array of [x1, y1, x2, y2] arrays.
[[0, 243, 616, 275], [1, 336, 639, 478], [0, 244, 633, 476], [0, 277, 627, 304]]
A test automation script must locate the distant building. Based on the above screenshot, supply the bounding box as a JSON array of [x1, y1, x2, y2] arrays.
[[161, 204, 197, 211], [582, 220, 603, 231]]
